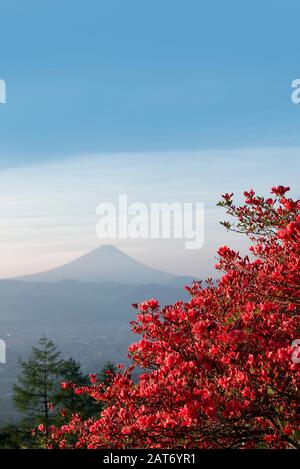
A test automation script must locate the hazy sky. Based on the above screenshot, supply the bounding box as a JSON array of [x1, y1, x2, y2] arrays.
[[0, 1, 299, 279], [0, 150, 298, 279]]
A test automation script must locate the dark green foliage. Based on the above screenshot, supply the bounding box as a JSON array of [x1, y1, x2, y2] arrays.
[[53, 357, 98, 422], [13, 336, 63, 433], [0, 335, 116, 448], [97, 361, 117, 385]]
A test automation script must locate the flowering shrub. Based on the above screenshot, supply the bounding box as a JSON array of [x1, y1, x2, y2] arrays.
[[48, 187, 300, 449]]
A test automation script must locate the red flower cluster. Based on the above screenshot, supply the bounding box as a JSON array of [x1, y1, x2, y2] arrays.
[[48, 187, 300, 449]]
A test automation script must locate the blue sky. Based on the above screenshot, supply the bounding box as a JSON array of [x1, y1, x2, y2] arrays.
[[0, 0, 300, 166], [0, 1, 299, 278]]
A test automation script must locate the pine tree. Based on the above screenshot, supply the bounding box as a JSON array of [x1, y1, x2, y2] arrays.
[[55, 360, 117, 422], [53, 357, 95, 420], [13, 336, 63, 434], [13, 336, 117, 446], [98, 361, 116, 385]]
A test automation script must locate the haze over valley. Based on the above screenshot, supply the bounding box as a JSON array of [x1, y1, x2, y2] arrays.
[[0, 245, 192, 422]]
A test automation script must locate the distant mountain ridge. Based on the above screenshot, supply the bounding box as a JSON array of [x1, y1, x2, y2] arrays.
[[13, 245, 196, 286], [0, 278, 189, 324]]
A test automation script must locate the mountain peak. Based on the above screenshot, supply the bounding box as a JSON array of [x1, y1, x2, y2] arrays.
[[16, 245, 177, 286], [96, 244, 120, 251], [83, 244, 130, 260]]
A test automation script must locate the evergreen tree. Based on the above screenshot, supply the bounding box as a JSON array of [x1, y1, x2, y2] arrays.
[[13, 336, 63, 434], [53, 357, 96, 421], [12, 336, 117, 447], [0, 423, 33, 449], [55, 360, 117, 422], [98, 361, 116, 385]]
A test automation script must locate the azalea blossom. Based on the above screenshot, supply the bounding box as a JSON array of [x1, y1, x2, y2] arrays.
[[46, 186, 300, 449]]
